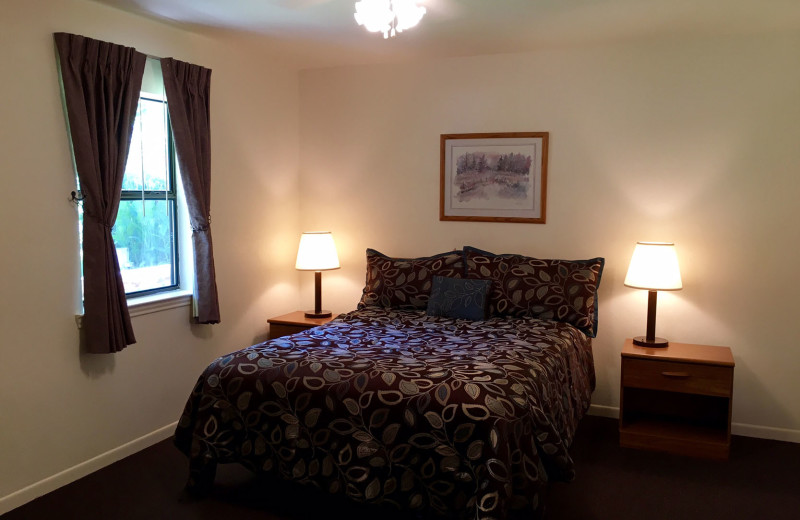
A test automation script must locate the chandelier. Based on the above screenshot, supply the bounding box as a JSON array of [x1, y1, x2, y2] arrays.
[[354, 0, 427, 39]]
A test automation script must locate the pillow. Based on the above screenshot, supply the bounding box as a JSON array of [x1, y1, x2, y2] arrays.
[[464, 246, 605, 337], [357, 249, 466, 310], [426, 276, 491, 321]]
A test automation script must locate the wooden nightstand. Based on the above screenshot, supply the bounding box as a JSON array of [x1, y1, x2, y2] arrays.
[[267, 311, 336, 340], [619, 338, 735, 460]]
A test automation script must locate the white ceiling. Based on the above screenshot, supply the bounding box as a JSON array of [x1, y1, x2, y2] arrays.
[[90, 0, 800, 68]]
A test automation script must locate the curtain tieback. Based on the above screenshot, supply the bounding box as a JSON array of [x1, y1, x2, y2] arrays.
[[192, 223, 210, 232], [85, 213, 113, 229]]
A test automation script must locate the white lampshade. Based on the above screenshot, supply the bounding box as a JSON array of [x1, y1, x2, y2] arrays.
[[624, 242, 682, 291], [295, 231, 340, 271]]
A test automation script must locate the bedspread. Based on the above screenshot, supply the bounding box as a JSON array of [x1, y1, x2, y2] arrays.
[[174, 308, 595, 519]]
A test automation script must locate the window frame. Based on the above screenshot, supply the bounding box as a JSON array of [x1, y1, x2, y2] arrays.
[[114, 93, 181, 298]]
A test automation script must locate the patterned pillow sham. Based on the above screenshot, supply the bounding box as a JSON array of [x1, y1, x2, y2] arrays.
[[464, 246, 605, 337], [358, 248, 466, 310], [426, 275, 491, 321]]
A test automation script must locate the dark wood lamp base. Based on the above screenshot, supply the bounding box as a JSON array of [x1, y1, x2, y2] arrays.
[[632, 336, 669, 348], [304, 310, 332, 319], [633, 290, 669, 347]]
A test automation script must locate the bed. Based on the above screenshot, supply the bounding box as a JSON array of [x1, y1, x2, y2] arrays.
[[174, 247, 604, 519]]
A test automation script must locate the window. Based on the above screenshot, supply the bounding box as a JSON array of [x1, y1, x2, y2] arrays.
[[113, 93, 179, 295], [77, 58, 185, 299]]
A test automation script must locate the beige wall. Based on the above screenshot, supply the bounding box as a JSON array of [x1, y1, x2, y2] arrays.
[[298, 32, 800, 438], [0, 0, 301, 509]]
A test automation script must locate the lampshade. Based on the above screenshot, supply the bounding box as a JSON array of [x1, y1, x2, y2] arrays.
[[624, 242, 682, 291], [296, 231, 340, 271]]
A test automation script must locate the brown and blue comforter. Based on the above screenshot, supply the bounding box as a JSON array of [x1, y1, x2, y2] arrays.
[[174, 308, 595, 519]]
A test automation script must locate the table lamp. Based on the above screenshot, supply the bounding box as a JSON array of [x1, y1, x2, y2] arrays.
[[624, 241, 682, 347], [296, 231, 340, 318]]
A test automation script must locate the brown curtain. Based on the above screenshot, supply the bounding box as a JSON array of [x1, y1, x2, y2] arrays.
[[161, 58, 220, 324], [55, 33, 146, 353]]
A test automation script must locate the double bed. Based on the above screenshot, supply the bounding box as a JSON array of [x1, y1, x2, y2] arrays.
[[174, 247, 604, 519]]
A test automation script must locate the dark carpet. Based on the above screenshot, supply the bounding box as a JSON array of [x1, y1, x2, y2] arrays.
[[3, 415, 798, 519]]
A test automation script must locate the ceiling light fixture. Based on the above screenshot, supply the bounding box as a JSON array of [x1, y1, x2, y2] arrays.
[[354, 0, 426, 39]]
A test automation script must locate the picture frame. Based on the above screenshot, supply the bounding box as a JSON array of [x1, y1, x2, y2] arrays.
[[440, 132, 549, 223]]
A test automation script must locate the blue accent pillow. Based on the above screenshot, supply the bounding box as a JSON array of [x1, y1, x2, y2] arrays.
[[426, 276, 491, 321]]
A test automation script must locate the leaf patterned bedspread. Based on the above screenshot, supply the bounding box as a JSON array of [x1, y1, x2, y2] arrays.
[[174, 308, 595, 519]]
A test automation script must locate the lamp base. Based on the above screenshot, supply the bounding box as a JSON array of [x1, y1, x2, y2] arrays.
[[632, 336, 669, 348], [304, 310, 332, 319]]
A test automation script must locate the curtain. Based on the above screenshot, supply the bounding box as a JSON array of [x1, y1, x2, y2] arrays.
[[161, 58, 220, 324], [55, 33, 146, 353]]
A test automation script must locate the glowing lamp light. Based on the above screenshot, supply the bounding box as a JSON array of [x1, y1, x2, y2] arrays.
[[354, 0, 427, 39]]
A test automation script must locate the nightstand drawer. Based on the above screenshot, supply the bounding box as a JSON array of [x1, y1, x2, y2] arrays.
[[622, 358, 733, 397], [267, 311, 337, 340], [268, 323, 308, 339]]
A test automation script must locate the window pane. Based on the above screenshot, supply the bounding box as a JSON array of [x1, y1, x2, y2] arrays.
[[112, 200, 176, 294], [122, 98, 170, 192]]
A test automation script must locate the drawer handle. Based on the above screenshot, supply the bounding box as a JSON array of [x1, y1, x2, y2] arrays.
[[661, 371, 690, 379]]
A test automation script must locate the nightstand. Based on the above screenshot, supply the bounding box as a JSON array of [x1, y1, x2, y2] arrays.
[[267, 311, 336, 340], [619, 338, 735, 460]]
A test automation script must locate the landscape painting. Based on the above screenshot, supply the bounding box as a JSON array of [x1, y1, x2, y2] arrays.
[[440, 132, 549, 223]]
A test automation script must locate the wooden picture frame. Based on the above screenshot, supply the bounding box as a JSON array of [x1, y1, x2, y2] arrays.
[[440, 132, 548, 223]]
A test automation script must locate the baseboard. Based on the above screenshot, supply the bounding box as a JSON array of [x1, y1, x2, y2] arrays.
[[587, 405, 800, 443], [731, 422, 800, 443], [0, 421, 178, 516], [588, 404, 619, 419]]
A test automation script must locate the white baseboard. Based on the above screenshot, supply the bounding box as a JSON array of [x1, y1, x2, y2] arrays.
[[731, 422, 800, 443], [587, 404, 800, 443], [0, 421, 177, 516], [588, 404, 619, 419]]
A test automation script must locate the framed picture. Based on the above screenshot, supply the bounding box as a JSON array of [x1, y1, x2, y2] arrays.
[[440, 132, 548, 223]]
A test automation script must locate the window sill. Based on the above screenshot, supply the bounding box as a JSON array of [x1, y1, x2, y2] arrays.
[[128, 289, 193, 317], [75, 290, 193, 328]]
